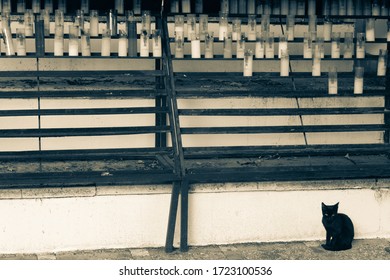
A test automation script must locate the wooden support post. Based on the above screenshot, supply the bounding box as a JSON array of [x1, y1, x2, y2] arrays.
[[385, 39, 390, 143], [180, 179, 189, 252], [165, 181, 181, 253]]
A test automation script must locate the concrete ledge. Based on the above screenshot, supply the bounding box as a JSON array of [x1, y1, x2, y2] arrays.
[[0, 180, 389, 254]]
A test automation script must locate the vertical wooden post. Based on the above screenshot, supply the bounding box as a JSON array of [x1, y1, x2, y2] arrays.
[[155, 17, 167, 148], [165, 181, 181, 252], [180, 179, 189, 252], [385, 38, 390, 143]]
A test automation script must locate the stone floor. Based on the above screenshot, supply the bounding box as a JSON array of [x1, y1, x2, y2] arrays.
[[1, 239, 390, 260]]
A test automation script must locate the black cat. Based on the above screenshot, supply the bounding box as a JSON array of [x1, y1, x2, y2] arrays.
[[321, 202, 354, 251]]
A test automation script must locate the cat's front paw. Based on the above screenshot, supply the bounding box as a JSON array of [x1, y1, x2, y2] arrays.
[[321, 244, 330, 250]]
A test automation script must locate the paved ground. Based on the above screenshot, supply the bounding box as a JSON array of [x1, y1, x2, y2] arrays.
[[1, 239, 390, 260]]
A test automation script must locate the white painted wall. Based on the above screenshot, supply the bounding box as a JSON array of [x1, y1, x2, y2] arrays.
[[0, 180, 389, 254]]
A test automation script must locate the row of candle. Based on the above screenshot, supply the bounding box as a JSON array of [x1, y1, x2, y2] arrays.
[[173, 14, 390, 43], [11, 9, 153, 38], [175, 31, 384, 60], [0, 26, 162, 57], [0, 0, 141, 15], [170, 0, 390, 17], [242, 49, 381, 96]]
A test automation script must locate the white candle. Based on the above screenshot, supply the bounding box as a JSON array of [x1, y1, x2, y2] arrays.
[[133, 0, 141, 14], [17, 0, 26, 13], [297, 0, 306, 15], [182, 0, 191, 13], [199, 14, 208, 41], [377, 50, 387, 76], [152, 30, 162, 57], [58, 0, 66, 13], [219, 13, 228, 41], [236, 35, 246, 59], [54, 35, 64, 56], [140, 31, 149, 57], [187, 14, 196, 41], [243, 50, 253, 77], [265, 32, 274, 59], [289, 0, 297, 15], [175, 38, 184, 58], [278, 36, 287, 59], [308, 0, 316, 15], [191, 38, 201, 58], [343, 32, 353, 58], [308, 15, 317, 33], [205, 33, 214, 58], [232, 18, 241, 41], [174, 15, 185, 40], [69, 40, 79, 56], [89, 10, 99, 36], [323, 21, 332, 41], [354, 67, 364, 94], [24, 10, 34, 37], [281, 0, 289, 15], [339, 0, 347, 15], [331, 41, 340, 58], [175, 26, 184, 40], [101, 29, 111, 56], [118, 36, 128, 57], [171, 0, 179, 13], [354, 78, 363, 94], [219, 25, 228, 41], [247, 15, 257, 41], [81, 33, 91, 56], [388, 24, 390, 42], [16, 29, 27, 56], [372, 3, 380, 16], [280, 51, 289, 77], [365, 18, 375, 42], [42, 9, 50, 37], [347, 0, 354, 15], [220, 0, 229, 13], [223, 33, 232, 58], [303, 33, 312, 59], [286, 15, 295, 41], [328, 68, 338, 94], [356, 33, 365, 59], [255, 34, 264, 58], [331, 33, 340, 59], [312, 51, 321, 76], [32, 0, 40, 13]]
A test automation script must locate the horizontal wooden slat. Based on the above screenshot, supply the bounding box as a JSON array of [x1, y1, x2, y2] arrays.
[[174, 72, 385, 79], [0, 126, 170, 138], [179, 107, 386, 116], [176, 89, 387, 97], [0, 90, 166, 99], [183, 144, 390, 158], [185, 164, 390, 183], [0, 107, 169, 117], [0, 147, 173, 161], [0, 170, 179, 189], [181, 124, 387, 134], [0, 70, 164, 78]]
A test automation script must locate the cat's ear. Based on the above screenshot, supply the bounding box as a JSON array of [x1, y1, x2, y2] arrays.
[[335, 202, 339, 211], [321, 202, 326, 209]]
